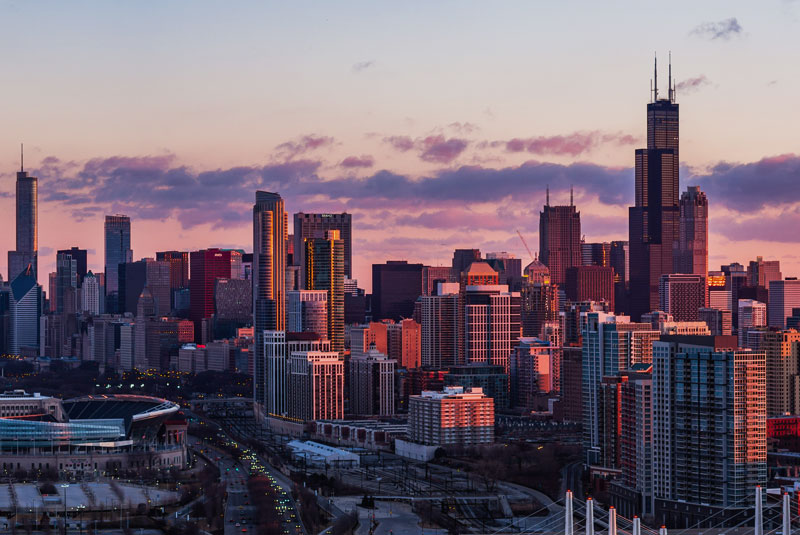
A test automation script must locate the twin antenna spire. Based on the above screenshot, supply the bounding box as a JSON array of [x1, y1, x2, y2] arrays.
[[651, 52, 676, 103]]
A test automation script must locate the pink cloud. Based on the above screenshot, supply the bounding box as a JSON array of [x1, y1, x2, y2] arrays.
[[340, 155, 375, 168], [504, 131, 637, 156]]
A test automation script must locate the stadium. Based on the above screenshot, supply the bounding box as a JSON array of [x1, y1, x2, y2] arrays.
[[0, 390, 188, 479]]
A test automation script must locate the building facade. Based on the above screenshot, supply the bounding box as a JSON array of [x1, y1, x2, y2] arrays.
[[304, 230, 344, 352], [408, 386, 494, 446], [104, 215, 132, 313], [288, 350, 344, 421], [539, 202, 581, 286], [253, 191, 288, 411], [677, 186, 708, 276], [293, 212, 353, 279], [652, 338, 766, 526]]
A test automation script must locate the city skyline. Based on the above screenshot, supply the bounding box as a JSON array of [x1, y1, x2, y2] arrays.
[[2, 2, 799, 290]]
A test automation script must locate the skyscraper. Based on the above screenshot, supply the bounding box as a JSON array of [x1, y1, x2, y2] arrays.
[[738, 299, 767, 347], [55, 251, 78, 315], [189, 249, 232, 339], [582, 311, 659, 465], [629, 59, 680, 320], [768, 278, 800, 328], [56, 248, 88, 287], [581, 242, 611, 267], [304, 230, 344, 352], [81, 271, 101, 315], [253, 191, 287, 410], [287, 290, 328, 338], [419, 283, 459, 369], [463, 283, 521, 374], [658, 273, 706, 322], [8, 155, 38, 282], [762, 329, 800, 416], [349, 347, 396, 416], [539, 195, 581, 286], [652, 338, 766, 525], [372, 261, 423, 321], [264, 331, 330, 416], [452, 249, 482, 278], [565, 266, 615, 311], [747, 256, 782, 288], [104, 215, 132, 313], [288, 349, 343, 421], [9, 265, 41, 355], [293, 212, 353, 279], [155, 251, 190, 290], [485, 252, 523, 291], [677, 186, 708, 276]]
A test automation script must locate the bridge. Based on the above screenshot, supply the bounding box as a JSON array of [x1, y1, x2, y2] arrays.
[[486, 488, 795, 535]]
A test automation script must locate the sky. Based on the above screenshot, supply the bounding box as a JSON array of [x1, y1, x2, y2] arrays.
[[1, 0, 800, 291]]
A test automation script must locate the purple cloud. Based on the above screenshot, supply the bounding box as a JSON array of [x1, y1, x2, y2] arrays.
[[275, 135, 334, 160], [382, 136, 415, 152], [383, 134, 469, 163], [419, 136, 469, 164], [340, 155, 375, 168], [33, 148, 800, 239], [690, 153, 800, 212], [676, 75, 711, 95]]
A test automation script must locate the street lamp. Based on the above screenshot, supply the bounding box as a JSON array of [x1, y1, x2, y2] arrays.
[[61, 484, 70, 535]]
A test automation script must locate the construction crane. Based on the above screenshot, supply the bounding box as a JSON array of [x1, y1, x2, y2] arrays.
[[516, 230, 535, 261]]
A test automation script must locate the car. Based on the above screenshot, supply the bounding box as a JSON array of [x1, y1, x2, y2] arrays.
[[235, 523, 240, 527], [241, 529, 247, 533]]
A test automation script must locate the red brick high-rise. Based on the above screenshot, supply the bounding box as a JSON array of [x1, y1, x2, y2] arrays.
[[565, 265, 615, 311]]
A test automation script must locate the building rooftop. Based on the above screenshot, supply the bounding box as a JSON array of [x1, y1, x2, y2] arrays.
[[464, 262, 497, 275], [0, 390, 50, 400], [417, 386, 489, 400]]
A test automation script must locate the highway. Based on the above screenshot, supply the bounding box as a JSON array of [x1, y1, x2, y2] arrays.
[[189, 419, 304, 535]]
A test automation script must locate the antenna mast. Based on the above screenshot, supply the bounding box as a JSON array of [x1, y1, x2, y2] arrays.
[[668, 51, 673, 103], [653, 53, 658, 101], [20, 143, 23, 172]]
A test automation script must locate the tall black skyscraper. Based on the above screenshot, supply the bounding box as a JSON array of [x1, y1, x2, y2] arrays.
[[8, 148, 38, 282], [104, 215, 133, 313], [629, 57, 679, 319]]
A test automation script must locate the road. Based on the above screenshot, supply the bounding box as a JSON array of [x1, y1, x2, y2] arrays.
[[190, 421, 304, 535]]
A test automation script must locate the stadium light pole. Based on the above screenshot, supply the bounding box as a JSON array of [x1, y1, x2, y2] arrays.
[[61, 484, 70, 535]]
